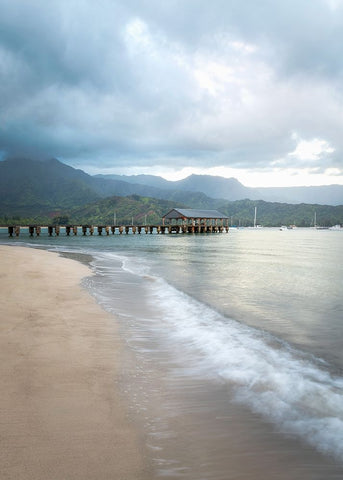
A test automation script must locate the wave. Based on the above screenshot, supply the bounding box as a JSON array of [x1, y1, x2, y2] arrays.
[[3, 237, 342, 461], [154, 281, 343, 457], [91, 251, 343, 461]]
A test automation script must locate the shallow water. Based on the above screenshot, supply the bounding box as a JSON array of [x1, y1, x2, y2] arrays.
[[2, 227, 343, 478]]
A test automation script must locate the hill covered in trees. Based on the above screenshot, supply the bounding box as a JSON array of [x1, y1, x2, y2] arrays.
[[2, 195, 343, 228], [217, 199, 343, 227], [1, 157, 342, 227]]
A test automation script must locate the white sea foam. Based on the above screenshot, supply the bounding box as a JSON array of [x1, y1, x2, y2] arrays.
[[149, 277, 343, 459], [3, 232, 343, 466], [87, 251, 343, 460], [90, 251, 151, 277], [110, 253, 343, 460]]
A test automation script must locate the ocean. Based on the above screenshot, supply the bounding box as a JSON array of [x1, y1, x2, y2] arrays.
[[1, 227, 343, 479]]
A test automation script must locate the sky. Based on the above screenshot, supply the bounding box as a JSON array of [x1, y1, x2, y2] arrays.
[[1, 0, 343, 187]]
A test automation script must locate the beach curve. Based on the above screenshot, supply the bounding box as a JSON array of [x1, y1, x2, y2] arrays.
[[0, 245, 152, 480]]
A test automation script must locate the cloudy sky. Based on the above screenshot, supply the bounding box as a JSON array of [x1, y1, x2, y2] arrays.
[[1, 0, 343, 187]]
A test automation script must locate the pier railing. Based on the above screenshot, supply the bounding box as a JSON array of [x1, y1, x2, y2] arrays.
[[6, 224, 229, 237]]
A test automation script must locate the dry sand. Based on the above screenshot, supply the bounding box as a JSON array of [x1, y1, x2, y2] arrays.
[[0, 246, 152, 480]]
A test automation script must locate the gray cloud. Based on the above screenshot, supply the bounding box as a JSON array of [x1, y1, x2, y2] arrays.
[[0, 0, 343, 180]]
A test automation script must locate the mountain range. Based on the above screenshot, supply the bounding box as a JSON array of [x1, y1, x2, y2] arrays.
[[95, 173, 343, 205], [1, 157, 343, 226]]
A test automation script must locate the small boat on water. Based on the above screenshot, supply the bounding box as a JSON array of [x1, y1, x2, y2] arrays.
[[313, 211, 329, 229], [329, 224, 343, 230], [280, 225, 295, 230]]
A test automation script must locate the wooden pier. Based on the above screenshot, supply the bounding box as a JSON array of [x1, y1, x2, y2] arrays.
[[6, 224, 229, 237], [5, 208, 230, 237]]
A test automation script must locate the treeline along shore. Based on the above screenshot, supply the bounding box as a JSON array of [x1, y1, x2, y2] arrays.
[[1, 158, 343, 228], [2, 198, 343, 228]]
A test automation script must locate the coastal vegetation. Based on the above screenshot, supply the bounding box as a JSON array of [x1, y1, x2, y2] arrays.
[[1, 195, 343, 228], [218, 199, 343, 227], [1, 157, 343, 227]]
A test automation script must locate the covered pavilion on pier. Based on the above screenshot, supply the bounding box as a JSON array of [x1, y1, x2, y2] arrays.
[[162, 208, 229, 232]]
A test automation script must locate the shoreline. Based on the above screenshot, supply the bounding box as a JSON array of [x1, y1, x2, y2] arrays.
[[0, 245, 152, 480]]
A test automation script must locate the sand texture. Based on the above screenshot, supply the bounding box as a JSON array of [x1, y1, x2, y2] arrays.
[[0, 246, 151, 480]]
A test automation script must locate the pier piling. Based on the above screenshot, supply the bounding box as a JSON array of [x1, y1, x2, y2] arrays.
[[3, 222, 229, 237]]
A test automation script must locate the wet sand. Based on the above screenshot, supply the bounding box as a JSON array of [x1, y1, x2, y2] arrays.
[[0, 246, 151, 480]]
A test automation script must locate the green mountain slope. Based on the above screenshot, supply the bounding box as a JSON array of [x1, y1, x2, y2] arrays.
[[67, 195, 184, 225], [218, 199, 343, 227], [0, 158, 221, 215], [0, 158, 100, 215], [97, 173, 343, 205], [1, 158, 343, 226]]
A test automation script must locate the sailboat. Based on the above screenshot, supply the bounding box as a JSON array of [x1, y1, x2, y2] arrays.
[[252, 206, 263, 228], [314, 211, 329, 229], [313, 212, 329, 230]]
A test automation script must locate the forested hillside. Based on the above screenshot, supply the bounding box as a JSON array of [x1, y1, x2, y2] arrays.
[[1, 158, 342, 226], [218, 200, 343, 227]]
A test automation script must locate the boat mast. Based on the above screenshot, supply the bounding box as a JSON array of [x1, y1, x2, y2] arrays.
[[254, 206, 257, 228]]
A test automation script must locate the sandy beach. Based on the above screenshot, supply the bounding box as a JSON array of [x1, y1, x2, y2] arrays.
[[0, 245, 151, 480]]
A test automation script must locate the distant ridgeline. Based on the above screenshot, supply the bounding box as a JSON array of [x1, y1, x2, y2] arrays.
[[0, 157, 343, 227]]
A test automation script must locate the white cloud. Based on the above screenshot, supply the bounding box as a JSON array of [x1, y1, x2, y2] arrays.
[[289, 136, 335, 161], [326, 0, 343, 11], [1, 0, 343, 186]]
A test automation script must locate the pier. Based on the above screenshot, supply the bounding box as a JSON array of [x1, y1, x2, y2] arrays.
[[6, 224, 229, 237], [5, 208, 230, 237]]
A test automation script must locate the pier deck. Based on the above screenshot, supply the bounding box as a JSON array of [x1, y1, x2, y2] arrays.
[[5, 224, 229, 237]]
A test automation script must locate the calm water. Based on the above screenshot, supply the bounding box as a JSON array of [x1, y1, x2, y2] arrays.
[[1, 227, 343, 478]]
